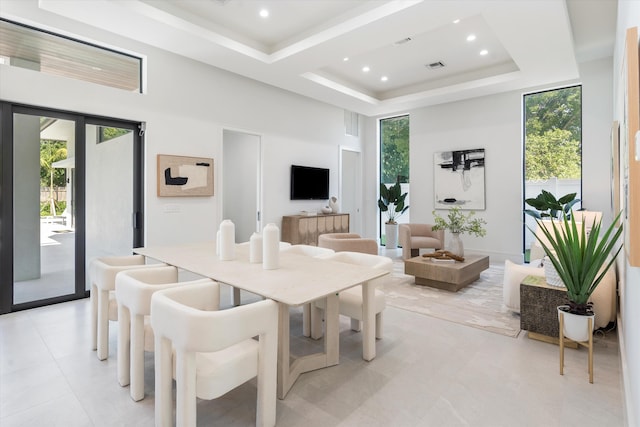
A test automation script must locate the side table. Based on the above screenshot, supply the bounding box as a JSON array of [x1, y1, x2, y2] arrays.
[[520, 275, 577, 348]]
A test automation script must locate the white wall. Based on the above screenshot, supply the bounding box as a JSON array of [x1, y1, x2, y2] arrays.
[[0, 1, 361, 247], [613, 2, 640, 425]]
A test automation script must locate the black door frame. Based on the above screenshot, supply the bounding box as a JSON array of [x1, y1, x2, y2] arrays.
[[0, 101, 144, 314]]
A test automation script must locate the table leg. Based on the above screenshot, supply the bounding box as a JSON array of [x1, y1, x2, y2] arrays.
[[362, 281, 376, 361], [324, 293, 339, 366], [277, 302, 291, 399]]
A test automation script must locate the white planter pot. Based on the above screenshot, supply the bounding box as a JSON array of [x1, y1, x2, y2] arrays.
[[558, 306, 595, 342], [385, 223, 398, 249]]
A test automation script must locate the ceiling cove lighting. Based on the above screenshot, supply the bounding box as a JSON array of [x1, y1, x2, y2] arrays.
[[259, 9, 269, 18], [362, 66, 370, 72], [466, 34, 476, 42], [480, 49, 489, 56]]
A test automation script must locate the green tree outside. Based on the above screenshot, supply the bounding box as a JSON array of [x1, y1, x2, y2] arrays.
[[524, 86, 581, 181], [380, 115, 409, 184], [40, 139, 67, 215]]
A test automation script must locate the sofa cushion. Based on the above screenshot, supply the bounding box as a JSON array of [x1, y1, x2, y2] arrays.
[[503, 260, 544, 313]]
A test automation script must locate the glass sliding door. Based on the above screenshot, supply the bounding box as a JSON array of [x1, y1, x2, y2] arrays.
[[0, 102, 144, 314], [84, 123, 136, 292], [12, 113, 77, 304]]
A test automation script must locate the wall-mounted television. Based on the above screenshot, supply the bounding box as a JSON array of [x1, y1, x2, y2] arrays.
[[290, 165, 329, 200]]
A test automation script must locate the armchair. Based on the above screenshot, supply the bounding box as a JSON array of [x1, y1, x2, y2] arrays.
[[398, 224, 445, 260], [151, 282, 278, 427]]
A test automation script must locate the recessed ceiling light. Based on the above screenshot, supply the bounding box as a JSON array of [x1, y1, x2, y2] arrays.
[[480, 49, 489, 56], [259, 9, 269, 18], [91, 66, 102, 71], [362, 66, 370, 73], [453, 19, 460, 24], [466, 34, 476, 42], [381, 76, 388, 82], [343, 57, 349, 62]]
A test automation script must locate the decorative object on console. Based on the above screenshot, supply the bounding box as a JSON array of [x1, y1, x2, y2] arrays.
[[321, 206, 332, 214], [262, 223, 280, 270], [378, 177, 409, 249], [432, 206, 486, 257], [157, 154, 214, 197], [218, 219, 235, 261], [434, 148, 485, 210], [329, 196, 339, 213]]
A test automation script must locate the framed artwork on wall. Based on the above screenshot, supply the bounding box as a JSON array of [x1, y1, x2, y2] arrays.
[[433, 148, 485, 210], [157, 154, 214, 197], [623, 27, 639, 266], [611, 120, 621, 224]]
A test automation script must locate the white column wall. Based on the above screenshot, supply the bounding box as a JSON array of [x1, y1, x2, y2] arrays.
[[613, 2, 640, 426]]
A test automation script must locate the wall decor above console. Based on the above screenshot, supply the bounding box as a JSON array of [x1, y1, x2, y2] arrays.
[[157, 154, 214, 197]]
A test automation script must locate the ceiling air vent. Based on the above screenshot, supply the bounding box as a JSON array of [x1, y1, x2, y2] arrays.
[[426, 61, 446, 69], [393, 37, 412, 46]]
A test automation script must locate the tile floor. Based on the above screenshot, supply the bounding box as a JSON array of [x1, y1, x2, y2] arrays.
[[0, 278, 625, 427]]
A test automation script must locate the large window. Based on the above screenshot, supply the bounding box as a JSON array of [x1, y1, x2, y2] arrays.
[[380, 115, 410, 239], [523, 86, 582, 255], [0, 18, 142, 93]]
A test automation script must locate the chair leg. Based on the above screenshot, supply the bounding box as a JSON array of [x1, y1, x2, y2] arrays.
[[176, 352, 197, 427], [231, 286, 241, 306], [91, 283, 98, 351], [130, 314, 146, 401], [350, 318, 361, 332], [117, 304, 131, 386], [375, 312, 383, 340], [155, 336, 173, 427], [97, 289, 110, 360]]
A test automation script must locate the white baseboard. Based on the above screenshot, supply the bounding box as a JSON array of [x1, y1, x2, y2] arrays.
[[617, 313, 636, 427]]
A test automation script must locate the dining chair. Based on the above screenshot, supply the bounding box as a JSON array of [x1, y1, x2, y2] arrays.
[[281, 244, 335, 337], [311, 251, 393, 340], [151, 281, 278, 427], [89, 255, 163, 361], [115, 265, 214, 401]]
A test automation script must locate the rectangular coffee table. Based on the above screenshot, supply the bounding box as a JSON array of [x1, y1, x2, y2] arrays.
[[404, 254, 490, 292]]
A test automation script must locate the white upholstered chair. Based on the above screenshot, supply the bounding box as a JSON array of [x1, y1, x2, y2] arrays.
[[115, 266, 214, 401], [89, 255, 162, 361], [151, 281, 278, 427], [311, 251, 393, 340], [281, 244, 335, 337]]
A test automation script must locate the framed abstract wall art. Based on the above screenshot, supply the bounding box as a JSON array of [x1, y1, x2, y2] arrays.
[[157, 154, 214, 197], [434, 148, 485, 210]]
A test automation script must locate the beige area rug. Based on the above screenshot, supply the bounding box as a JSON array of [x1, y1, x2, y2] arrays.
[[385, 260, 521, 337]]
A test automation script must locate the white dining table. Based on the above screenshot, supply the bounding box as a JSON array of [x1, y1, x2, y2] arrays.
[[133, 241, 388, 399]]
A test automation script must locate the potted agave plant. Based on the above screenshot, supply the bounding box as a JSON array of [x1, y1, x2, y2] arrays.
[[531, 212, 623, 342], [378, 178, 409, 249]]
